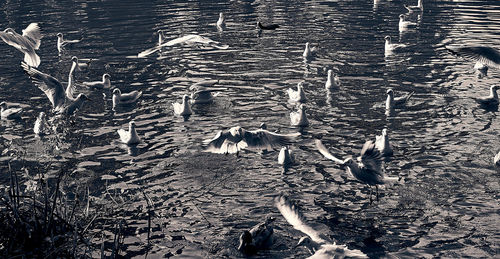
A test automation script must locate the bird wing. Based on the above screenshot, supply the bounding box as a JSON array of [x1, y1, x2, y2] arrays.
[[243, 129, 300, 150], [359, 141, 382, 174], [315, 139, 345, 165], [164, 35, 197, 46], [189, 80, 219, 91], [0, 31, 33, 52], [21, 62, 65, 108], [446, 46, 500, 69], [203, 130, 240, 154], [275, 196, 330, 244], [117, 129, 129, 143], [137, 46, 161, 58], [22, 23, 42, 49], [119, 91, 142, 103]]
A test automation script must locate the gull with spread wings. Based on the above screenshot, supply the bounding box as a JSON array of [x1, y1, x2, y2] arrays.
[[204, 126, 300, 155], [446, 45, 500, 76], [0, 23, 42, 67], [275, 196, 368, 258], [138, 34, 229, 57]]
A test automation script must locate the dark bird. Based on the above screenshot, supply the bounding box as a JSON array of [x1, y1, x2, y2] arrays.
[[315, 139, 399, 202], [204, 126, 300, 155], [275, 196, 368, 258], [0, 23, 42, 67], [257, 21, 280, 30], [238, 217, 275, 255]]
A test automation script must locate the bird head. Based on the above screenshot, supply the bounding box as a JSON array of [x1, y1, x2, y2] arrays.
[[57, 33, 63, 38], [328, 69, 333, 77], [297, 82, 304, 89], [399, 14, 406, 20], [0, 101, 7, 109], [259, 122, 267, 130], [3, 28, 14, 34], [129, 121, 136, 128], [382, 128, 388, 136], [230, 126, 245, 137], [157, 29, 163, 35], [71, 56, 78, 63], [238, 230, 252, 251], [39, 111, 46, 119], [386, 89, 394, 96], [112, 88, 121, 95], [103, 73, 111, 80], [295, 236, 313, 249], [219, 12, 224, 19], [182, 94, 191, 102], [305, 42, 310, 48], [298, 104, 306, 111], [492, 85, 499, 91], [384, 35, 391, 43]]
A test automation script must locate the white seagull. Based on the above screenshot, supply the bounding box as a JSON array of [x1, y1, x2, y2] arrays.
[[216, 13, 226, 31], [375, 128, 393, 157], [288, 82, 307, 103], [386, 89, 414, 110], [56, 33, 80, 53], [303, 42, 317, 60], [474, 85, 499, 106], [0, 102, 22, 120], [399, 14, 417, 32], [290, 104, 309, 127], [34, 111, 50, 135], [384, 36, 406, 56], [117, 121, 141, 145], [275, 196, 368, 259], [404, 0, 423, 13], [112, 88, 142, 107], [172, 94, 193, 116], [82, 74, 111, 89], [0, 23, 42, 67], [325, 70, 340, 89], [204, 126, 300, 155]]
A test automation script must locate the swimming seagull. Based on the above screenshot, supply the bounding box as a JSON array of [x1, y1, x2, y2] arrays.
[[172, 94, 193, 116], [216, 13, 226, 31], [22, 62, 89, 115], [303, 42, 317, 60], [34, 111, 50, 135], [238, 217, 275, 255], [384, 36, 406, 56], [0, 102, 22, 120], [112, 88, 142, 107], [82, 74, 111, 89], [138, 34, 229, 57], [399, 14, 417, 32], [474, 85, 499, 106], [375, 128, 393, 157], [189, 80, 225, 104], [71, 56, 92, 71], [278, 146, 294, 172], [117, 121, 141, 145], [445, 45, 500, 75], [386, 89, 414, 110], [204, 126, 300, 155], [275, 196, 368, 258], [288, 82, 307, 103], [0, 23, 42, 67], [315, 139, 399, 202], [56, 33, 80, 53], [157, 29, 165, 45], [404, 0, 423, 13], [290, 104, 309, 127], [325, 70, 340, 89]]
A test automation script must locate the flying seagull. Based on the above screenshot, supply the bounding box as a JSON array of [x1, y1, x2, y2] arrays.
[[138, 34, 229, 57], [0, 23, 42, 67]]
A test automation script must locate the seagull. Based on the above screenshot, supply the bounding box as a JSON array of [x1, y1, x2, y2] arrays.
[[316, 139, 399, 202], [290, 104, 309, 127], [157, 29, 165, 45], [375, 129, 393, 157], [257, 21, 279, 30], [404, 0, 423, 13], [138, 34, 229, 57], [189, 80, 225, 104], [0, 23, 42, 67], [386, 89, 414, 110], [172, 94, 193, 116], [238, 217, 275, 255], [117, 121, 140, 145], [399, 14, 417, 32], [216, 13, 226, 31], [82, 74, 111, 89], [494, 151, 500, 166], [0, 102, 22, 120], [204, 126, 300, 155], [384, 36, 406, 55], [112, 88, 142, 107], [71, 56, 92, 71], [278, 146, 294, 172], [34, 111, 50, 135], [474, 85, 499, 106], [275, 196, 368, 258], [325, 70, 340, 90], [446, 45, 500, 75], [22, 62, 90, 115], [303, 42, 317, 60], [56, 33, 80, 53], [288, 82, 307, 103]]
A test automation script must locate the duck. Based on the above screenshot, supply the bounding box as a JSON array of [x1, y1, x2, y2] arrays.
[[325, 70, 340, 89], [82, 74, 111, 89], [446, 45, 500, 75], [238, 217, 275, 255], [375, 129, 393, 157], [404, 0, 423, 13], [216, 13, 226, 31], [56, 33, 80, 53], [290, 104, 309, 127], [34, 112, 50, 135], [21, 62, 90, 115], [474, 85, 499, 106], [303, 42, 317, 60], [0, 102, 22, 120], [399, 14, 417, 32], [384, 36, 406, 55], [189, 80, 225, 104], [0, 23, 42, 67], [138, 34, 229, 57], [172, 94, 193, 116], [288, 82, 307, 103], [112, 88, 142, 107], [316, 139, 399, 202], [386, 89, 414, 110], [257, 21, 280, 30], [204, 126, 300, 155], [117, 121, 141, 145], [275, 196, 368, 258]]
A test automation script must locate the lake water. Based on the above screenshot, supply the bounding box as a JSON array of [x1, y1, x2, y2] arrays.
[[0, 0, 499, 258]]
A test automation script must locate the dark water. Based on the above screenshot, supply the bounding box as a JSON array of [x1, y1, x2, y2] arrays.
[[0, 0, 499, 258]]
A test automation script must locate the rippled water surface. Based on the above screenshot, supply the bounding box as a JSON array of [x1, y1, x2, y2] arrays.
[[0, 0, 499, 258]]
